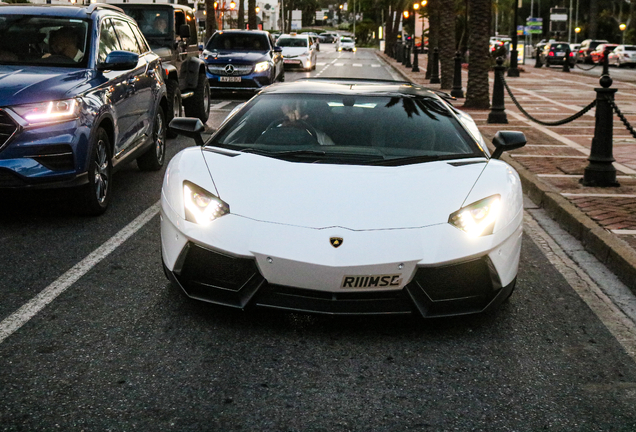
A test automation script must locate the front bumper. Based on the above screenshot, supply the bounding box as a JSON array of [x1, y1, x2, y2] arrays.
[[283, 56, 310, 69], [205, 63, 274, 90], [161, 201, 522, 318]]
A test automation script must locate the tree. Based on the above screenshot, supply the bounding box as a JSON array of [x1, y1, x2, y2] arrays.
[[205, 0, 218, 39], [589, 0, 599, 39], [464, 0, 490, 109], [248, 0, 257, 29], [238, 0, 245, 29], [438, 0, 456, 89], [426, 0, 439, 80]]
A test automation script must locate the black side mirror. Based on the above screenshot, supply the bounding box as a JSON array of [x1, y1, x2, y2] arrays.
[[97, 50, 139, 71], [491, 131, 526, 159], [169, 117, 205, 146], [273, 46, 283, 53], [179, 24, 191, 39]]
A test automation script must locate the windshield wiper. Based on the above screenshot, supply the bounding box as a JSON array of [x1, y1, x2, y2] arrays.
[[367, 155, 443, 166], [272, 149, 327, 156]]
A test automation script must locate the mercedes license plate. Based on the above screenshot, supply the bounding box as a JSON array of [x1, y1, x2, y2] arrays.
[[220, 76, 241, 82], [557, 51, 565, 56], [341, 274, 403, 289]]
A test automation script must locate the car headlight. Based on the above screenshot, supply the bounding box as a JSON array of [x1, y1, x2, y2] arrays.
[[254, 61, 270, 73], [448, 195, 501, 237], [12, 98, 79, 124], [183, 181, 230, 225]]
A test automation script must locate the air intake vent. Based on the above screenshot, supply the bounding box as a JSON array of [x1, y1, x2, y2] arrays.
[[0, 110, 18, 152]]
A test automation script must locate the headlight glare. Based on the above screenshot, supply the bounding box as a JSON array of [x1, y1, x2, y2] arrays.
[[12, 99, 79, 124], [449, 195, 501, 237], [254, 61, 270, 72], [183, 181, 230, 225]]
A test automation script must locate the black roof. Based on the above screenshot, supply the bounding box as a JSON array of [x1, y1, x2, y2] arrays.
[[0, 4, 126, 19]]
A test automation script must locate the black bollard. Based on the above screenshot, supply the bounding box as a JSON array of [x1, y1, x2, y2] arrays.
[[405, 42, 412, 68], [412, 40, 420, 72], [487, 57, 508, 124], [450, 51, 464, 98], [535, 46, 543, 68], [402, 43, 408, 66], [562, 46, 571, 72], [430, 47, 440, 84], [396, 42, 403, 62], [582, 53, 619, 187]]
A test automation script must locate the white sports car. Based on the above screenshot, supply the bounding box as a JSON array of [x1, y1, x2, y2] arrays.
[[161, 79, 526, 318]]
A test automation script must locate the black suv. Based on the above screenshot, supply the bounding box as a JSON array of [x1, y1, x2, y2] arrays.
[[117, 3, 210, 129], [0, 4, 167, 215]]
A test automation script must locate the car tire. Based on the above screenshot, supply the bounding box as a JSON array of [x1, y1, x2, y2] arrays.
[[166, 80, 182, 138], [137, 106, 166, 172], [183, 72, 210, 123], [79, 127, 112, 216], [279, 69, 285, 82]]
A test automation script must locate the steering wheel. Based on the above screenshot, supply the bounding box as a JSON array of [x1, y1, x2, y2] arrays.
[[258, 118, 320, 145]]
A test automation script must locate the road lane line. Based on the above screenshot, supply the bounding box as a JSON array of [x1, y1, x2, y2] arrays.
[[0, 201, 161, 345], [524, 210, 636, 363], [210, 101, 232, 110]]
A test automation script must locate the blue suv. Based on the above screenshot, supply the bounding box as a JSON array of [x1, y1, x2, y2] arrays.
[[0, 4, 167, 214], [202, 30, 284, 91]]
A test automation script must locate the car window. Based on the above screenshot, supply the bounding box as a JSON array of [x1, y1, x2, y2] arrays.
[[130, 23, 150, 53], [211, 94, 481, 164], [277, 37, 308, 47], [186, 11, 197, 44], [111, 19, 141, 54], [117, 7, 173, 50], [625, 46, 636, 51], [207, 32, 269, 51], [0, 15, 90, 67], [98, 18, 120, 63], [550, 43, 568, 50]]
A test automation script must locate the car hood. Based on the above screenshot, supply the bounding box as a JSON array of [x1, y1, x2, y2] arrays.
[[204, 51, 269, 64], [202, 151, 488, 230], [0, 65, 93, 107], [282, 47, 309, 56]]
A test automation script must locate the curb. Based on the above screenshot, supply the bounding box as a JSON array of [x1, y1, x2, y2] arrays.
[[375, 49, 636, 294]]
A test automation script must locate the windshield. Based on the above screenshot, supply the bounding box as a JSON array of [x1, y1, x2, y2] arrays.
[[341, 38, 354, 43], [206, 32, 269, 51], [0, 15, 90, 67], [117, 7, 173, 49], [211, 94, 482, 165], [277, 37, 308, 48]]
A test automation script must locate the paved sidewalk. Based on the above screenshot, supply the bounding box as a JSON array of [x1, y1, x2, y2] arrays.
[[377, 50, 636, 294]]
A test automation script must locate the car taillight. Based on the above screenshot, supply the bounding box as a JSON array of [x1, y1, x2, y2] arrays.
[[548, 51, 555, 57], [569, 51, 574, 57]]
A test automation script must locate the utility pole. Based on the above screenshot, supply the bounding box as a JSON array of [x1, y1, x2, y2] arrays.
[[568, 0, 573, 42]]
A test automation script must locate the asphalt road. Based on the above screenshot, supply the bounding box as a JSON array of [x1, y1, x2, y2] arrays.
[[2, 45, 636, 431]]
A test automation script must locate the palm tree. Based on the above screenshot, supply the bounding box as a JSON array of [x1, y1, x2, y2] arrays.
[[425, 0, 439, 80], [248, 0, 257, 30], [205, 0, 217, 39], [464, 0, 490, 109], [238, 0, 245, 29], [589, 0, 598, 39], [438, 0, 455, 89]]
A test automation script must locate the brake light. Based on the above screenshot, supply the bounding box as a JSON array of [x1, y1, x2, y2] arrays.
[[548, 51, 554, 57], [569, 51, 574, 57]]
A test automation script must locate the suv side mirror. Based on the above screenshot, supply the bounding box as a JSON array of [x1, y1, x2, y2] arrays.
[[169, 117, 205, 146], [274, 46, 283, 53], [179, 24, 191, 39], [491, 131, 526, 159], [97, 51, 139, 71]]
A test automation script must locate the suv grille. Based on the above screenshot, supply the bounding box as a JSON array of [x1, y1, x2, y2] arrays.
[[0, 110, 18, 151], [207, 64, 254, 76]]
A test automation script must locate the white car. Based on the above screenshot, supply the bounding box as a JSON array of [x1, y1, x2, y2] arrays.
[[277, 34, 316, 71], [339, 36, 356, 52], [608, 45, 636, 67], [161, 79, 526, 318]]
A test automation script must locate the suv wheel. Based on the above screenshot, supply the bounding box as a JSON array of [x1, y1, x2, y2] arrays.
[[79, 127, 111, 216], [184, 72, 210, 123], [137, 106, 166, 171], [166, 80, 182, 138]]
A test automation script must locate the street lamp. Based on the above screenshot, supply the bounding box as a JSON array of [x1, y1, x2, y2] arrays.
[[620, 23, 627, 45]]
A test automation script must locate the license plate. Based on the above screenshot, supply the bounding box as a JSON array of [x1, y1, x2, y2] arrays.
[[341, 274, 403, 289], [557, 51, 565, 56], [220, 76, 241, 82], [284, 59, 299, 64]]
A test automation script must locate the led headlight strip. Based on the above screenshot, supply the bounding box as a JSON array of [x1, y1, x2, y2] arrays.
[[183, 181, 230, 225], [449, 194, 501, 237]]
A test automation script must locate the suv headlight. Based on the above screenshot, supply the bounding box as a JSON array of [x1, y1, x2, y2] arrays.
[[254, 61, 270, 73], [183, 181, 230, 225], [449, 195, 501, 237], [12, 98, 79, 124]]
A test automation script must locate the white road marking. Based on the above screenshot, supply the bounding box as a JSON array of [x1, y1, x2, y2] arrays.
[[0, 201, 161, 345], [525, 209, 636, 363], [371, 64, 381, 67], [316, 62, 326, 66], [210, 101, 232, 110], [562, 193, 636, 198], [352, 64, 362, 67], [612, 230, 636, 234], [334, 63, 344, 66]]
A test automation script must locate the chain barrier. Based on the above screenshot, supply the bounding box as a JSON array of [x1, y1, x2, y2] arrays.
[[608, 98, 636, 140], [498, 71, 597, 126], [574, 61, 599, 71]]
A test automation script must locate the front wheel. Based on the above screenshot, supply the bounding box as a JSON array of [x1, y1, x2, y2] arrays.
[[79, 127, 112, 216], [183, 72, 210, 123], [137, 106, 166, 171]]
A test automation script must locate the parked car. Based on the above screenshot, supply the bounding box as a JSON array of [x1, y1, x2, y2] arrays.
[[0, 3, 168, 215], [320, 32, 339, 43], [577, 39, 609, 63], [116, 3, 210, 129], [540, 41, 575, 67], [569, 43, 581, 55], [278, 34, 317, 70], [608, 45, 636, 67], [490, 36, 511, 55], [339, 36, 356, 52], [590, 43, 619, 64], [162, 78, 526, 317], [201, 30, 284, 92]]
